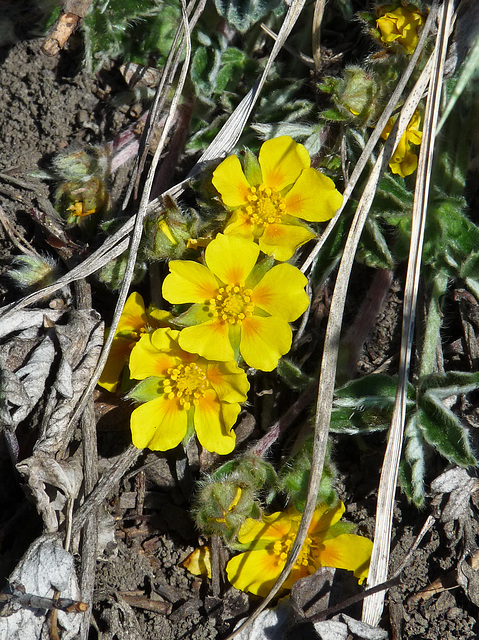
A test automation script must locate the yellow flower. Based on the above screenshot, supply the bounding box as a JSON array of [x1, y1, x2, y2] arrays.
[[381, 110, 423, 177], [98, 292, 171, 393], [128, 327, 249, 454], [162, 234, 310, 371], [212, 136, 343, 261], [226, 502, 373, 597], [376, 6, 424, 54]]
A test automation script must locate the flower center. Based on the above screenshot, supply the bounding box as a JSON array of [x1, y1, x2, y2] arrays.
[[241, 184, 286, 227], [162, 362, 211, 410], [209, 285, 254, 325], [272, 534, 315, 572]]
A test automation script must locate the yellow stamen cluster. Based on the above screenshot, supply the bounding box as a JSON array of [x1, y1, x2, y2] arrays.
[[210, 285, 254, 325], [241, 185, 286, 227], [67, 201, 97, 218], [272, 534, 316, 572], [163, 362, 211, 409]]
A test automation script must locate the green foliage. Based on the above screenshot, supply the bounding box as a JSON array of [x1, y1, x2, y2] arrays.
[[276, 438, 337, 511], [83, 0, 181, 70], [330, 372, 478, 504], [212, 0, 284, 32], [277, 359, 313, 391], [191, 34, 250, 106]]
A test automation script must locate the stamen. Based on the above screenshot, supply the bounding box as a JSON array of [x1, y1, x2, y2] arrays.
[[209, 284, 254, 325], [240, 183, 286, 228], [162, 362, 210, 408]]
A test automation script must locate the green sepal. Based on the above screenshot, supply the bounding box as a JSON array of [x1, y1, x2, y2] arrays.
[[320, 109, 349, 122], [127, 377, 162, 403], [245, 256, 275, 289], [243, 148, 262, 186], [228, 324, 241, 362], [182, 411, 196, 447], [277, 358, 314, 391], [174, 303, 213, 327]]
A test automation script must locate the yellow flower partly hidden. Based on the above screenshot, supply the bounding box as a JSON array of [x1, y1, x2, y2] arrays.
[[128, 327, 249, 454], [376, 5, 424, 54], [226, 502, 373, 597], [381, 110, 423, 177], [162, 233, 310, 372], [212, 136, 343, 261], [98, 292, 171, 393]]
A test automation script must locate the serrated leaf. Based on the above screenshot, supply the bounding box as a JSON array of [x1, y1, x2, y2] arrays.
[[399, 414, 426, 506], [416, 402, 476, 467], [213, 0, 284, 32]]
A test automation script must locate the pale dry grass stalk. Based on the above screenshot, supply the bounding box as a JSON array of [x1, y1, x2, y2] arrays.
[[363, 0, 456, 625]]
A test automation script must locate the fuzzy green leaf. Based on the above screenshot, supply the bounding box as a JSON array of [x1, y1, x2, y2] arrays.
[[399, 414, 426, 506], [416, 401, 476, 467], [213, 0, 284, 32]]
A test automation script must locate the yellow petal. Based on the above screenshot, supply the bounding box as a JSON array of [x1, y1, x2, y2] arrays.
[[206, 360, 250, 403], [240, 316, 292, 371], [223, 210, 257, 240], [182, 546, 212, 579], [212, 155, 251, 207], [238, 511, 294, 544], [205, 234, 259, 285], [130, 396, 187, 450], [194, 390, 237, 454], [226, 550, 283, 597], [162, 260, 219, 304], [283, 168, 343, 222], [258, 136, 310, 192], [259, 222, 315, 261], [97, 337, 133, 392], [129, 332, 177, 380], [178, 321, 235, 362], [117, 292, 148, 332], [309, 501, 345, 534], [312, 533, 373, 584], [251, 264, 309, 322]]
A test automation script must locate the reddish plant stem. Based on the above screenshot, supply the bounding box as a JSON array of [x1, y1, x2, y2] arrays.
[[250, 383, 317, 458]]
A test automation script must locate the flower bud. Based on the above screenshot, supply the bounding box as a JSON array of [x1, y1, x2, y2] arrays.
[[145, 196, 198, 259], [320, 66, 383, 126], [8, 254, 60, 291], [193, 481, 260, 541]]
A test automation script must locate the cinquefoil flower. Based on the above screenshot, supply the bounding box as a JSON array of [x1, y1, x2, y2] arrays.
[[381, 110, 423, 177], [162, 234, 309, 371], [128, 328, 249, 454], [376, 5, 424, 54], [226, 502, 373, 597], [212, 136, 343, 261], [98, 292, 171, 393]]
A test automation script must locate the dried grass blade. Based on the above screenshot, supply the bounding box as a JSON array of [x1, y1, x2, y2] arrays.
[[362, 0, 456, 626], [226, 9, 439, 640], [301, 0, 439, 275]]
